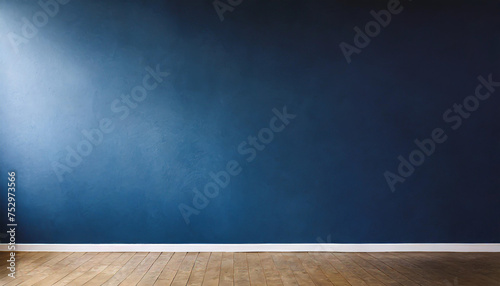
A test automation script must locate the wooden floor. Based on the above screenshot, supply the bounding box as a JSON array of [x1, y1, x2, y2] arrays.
[[0, 252, 499, 285]]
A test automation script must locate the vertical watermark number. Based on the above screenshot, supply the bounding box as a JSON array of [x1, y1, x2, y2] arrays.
[[7, 171, 16, 279]]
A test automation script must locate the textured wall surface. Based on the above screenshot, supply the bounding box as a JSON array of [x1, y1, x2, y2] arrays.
[[0, 0, 499, 243]]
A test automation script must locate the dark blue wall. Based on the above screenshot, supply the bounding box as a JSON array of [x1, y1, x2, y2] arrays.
[[1, 0, 499, 243]]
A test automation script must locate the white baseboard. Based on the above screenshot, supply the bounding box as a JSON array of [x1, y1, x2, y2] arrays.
[[1, 243, 499, 252]]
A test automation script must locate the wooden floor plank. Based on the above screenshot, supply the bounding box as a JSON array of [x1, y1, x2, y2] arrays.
[[400, 252, 500, 285], [281, 253, 316, 286], [120, 252, 161, 286], [218, 252, 234, 286], [319, 252, 369, 286], [333, 253, 385, 286], [1, 251, 499, 286], [247, 253, 267, 285], [154, 252, 187, 285], [67, 252, 123, 285], [377, 252, 454, 285], [259, 253, 283, 286], [447, 253, 500, 284], [187, 252, 211, 286], [348, 253, 402, 286], [53, 253, 111, 286], [369, 252, 449, 286], [101, 252, 147, 285], [0, 252, 34, 277], [1, 252, 53, 283], [171, 252, 199, 286], [356, 253, 420, 286], [137, 252, 173, 286], [33, 253, 95, 286], [10, 253, 72, 286], [202, 252, 223, 286], [0, 252, 48, 285], [83, 253, 135, 285], [308, 253, 351, 286], [271, 253, 299, 286], [295, 252, 333, 286], [234, 252, 251, 286]]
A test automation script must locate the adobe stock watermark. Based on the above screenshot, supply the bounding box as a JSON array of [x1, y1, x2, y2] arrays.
[[385, 74, 500, 192], [178, 106, 296, 224], [6, 171, 16, 279], [315, 234, 333, 251], [212, 0, 243, 22], [444, 277, 459, 286], [51, 65, 170, 182], [6, 0, 71, 54], [339, 0, 410, 64]]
